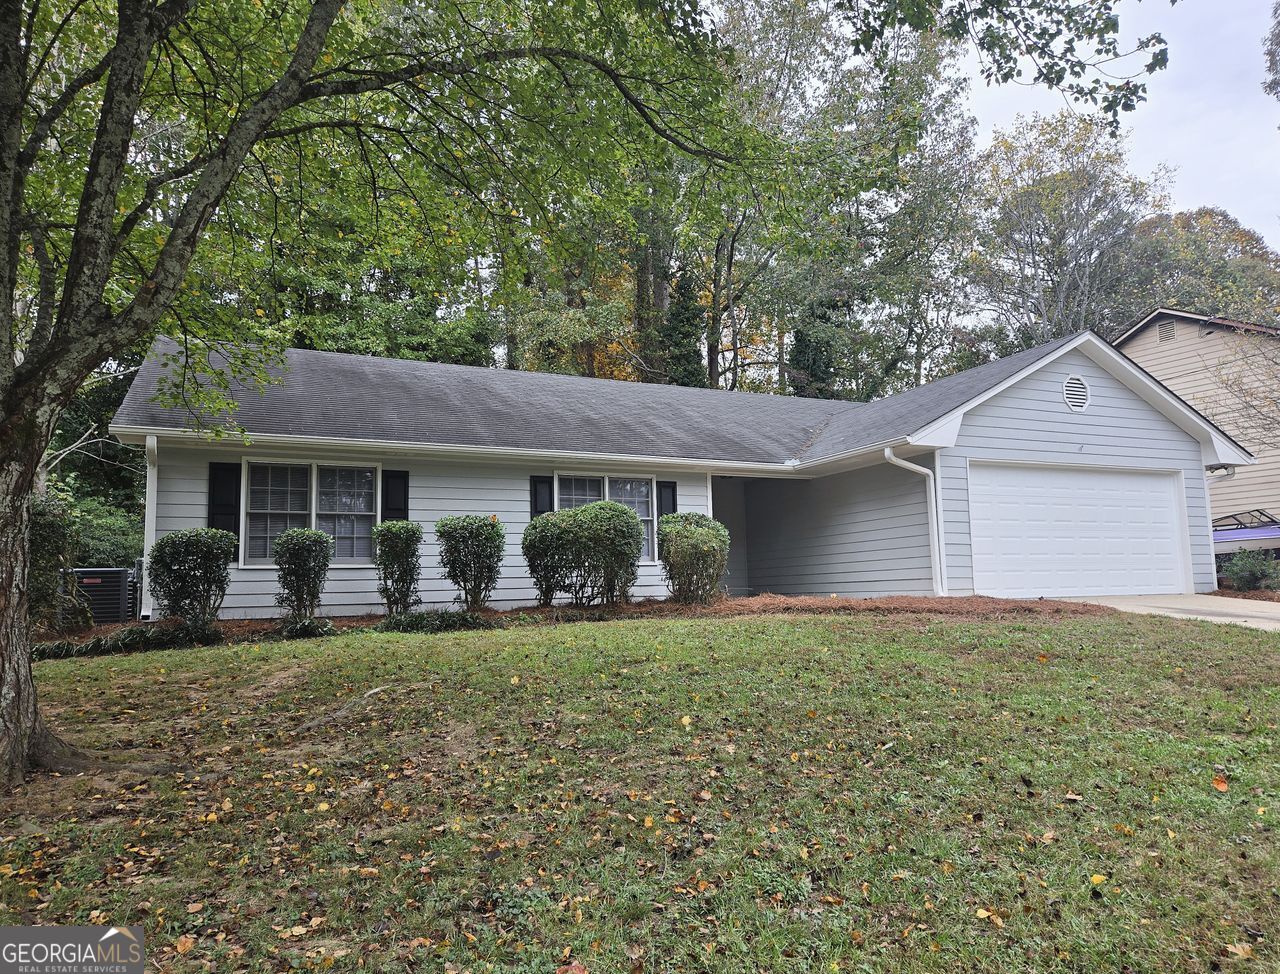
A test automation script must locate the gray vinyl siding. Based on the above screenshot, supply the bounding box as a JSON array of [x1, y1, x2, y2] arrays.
[[711, 478, 750, 596], [153, 445, 710, 618], [939, 348, 1216, 594], [742, 462, 933, 596]]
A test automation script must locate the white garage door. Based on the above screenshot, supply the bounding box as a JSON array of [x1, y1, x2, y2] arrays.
[[968, 462, 1189, 598]]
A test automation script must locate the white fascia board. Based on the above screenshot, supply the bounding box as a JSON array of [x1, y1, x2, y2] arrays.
[[108, 424, 813, 479]]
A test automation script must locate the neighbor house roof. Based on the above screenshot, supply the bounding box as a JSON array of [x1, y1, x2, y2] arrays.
[[112, 330, 1249, 470], [1113, 307, 1280, 347]]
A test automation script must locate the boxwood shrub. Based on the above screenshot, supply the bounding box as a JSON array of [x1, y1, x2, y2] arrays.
[[522, 511, 574, 607], [435, 515, 506, 611], [521, 501, 642, 607], [148, 527, 237, 629], [1221, 549, 1280, 591], [375, 610, 499, 634], [657, 512, 731, 604], [272, 528, 333, 635], [373, 519, 424, 615]]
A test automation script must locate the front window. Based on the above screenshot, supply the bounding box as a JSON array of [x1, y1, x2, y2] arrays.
[[556, 474, 655, 560], [244, 462, 378, 565], [246, 463, 310, 563], [317, 465, 376, 562]]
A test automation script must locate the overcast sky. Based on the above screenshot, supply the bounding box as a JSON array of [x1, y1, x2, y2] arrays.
[[964, 0, 1280, 247]]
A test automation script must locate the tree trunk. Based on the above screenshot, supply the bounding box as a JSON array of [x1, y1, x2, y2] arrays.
[[0, 403, 83, 787]]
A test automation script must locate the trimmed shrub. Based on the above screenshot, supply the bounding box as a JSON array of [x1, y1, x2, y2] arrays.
[[1221, 549, 1280, 591], [521, 501, 643, 607], [436, 515, 506, 611], [658, 512, 731, 604], [571, 501, 642, 606], [376, 610, 499, 634], [29, 489, 90, 634], [273, 528, 332, 626], [33, 618, 220, 662], [522, 511, 574, 607], [373, 520, 424, 615], [72, 496, 143, 567], [148, 527, 237, 629]]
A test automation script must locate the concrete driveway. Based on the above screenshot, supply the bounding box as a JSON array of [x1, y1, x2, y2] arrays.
[[1065, 594, 1280, 631]]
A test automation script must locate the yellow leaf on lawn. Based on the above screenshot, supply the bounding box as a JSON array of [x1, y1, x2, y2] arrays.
[[1090, 874, 1107, 886], [680, 716, 692, 728], [1224, 943, 1255, 960]]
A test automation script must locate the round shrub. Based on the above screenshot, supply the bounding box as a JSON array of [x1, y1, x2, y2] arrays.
[[148, 527, 237, 629], [522, 511, 574, 607], [658, 512, 731, 604], [522, 501, 642, 607], [571, 501, 642, 605], [373, 520, 424, 615], [435, 515, 506, 611], [1221, 548, 1279, 592], [272, 528, 332, 626]]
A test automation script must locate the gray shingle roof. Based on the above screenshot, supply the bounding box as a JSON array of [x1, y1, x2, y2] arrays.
[[113, 334, 1080, 466]]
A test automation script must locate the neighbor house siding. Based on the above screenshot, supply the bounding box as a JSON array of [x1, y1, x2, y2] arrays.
[[1119, 317, 1280, 517], [153, 444, 710, 617], [939, 348, 1216, 594], [741, 462, 933, 597]]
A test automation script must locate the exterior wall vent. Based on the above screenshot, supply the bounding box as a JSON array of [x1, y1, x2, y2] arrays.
[[1157, 319, 1176, 342], [1063, 375, 1090, 412]]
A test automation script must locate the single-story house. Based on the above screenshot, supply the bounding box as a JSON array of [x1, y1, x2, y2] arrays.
[[110, 330, 1253, 618]]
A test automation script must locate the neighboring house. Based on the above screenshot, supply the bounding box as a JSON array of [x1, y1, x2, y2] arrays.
[[1113, 308, 1280, 554], [110, 331, 1252, 618]]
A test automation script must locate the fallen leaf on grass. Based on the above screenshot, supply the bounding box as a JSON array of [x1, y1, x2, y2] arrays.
[[1224, 943, 1255, 960], [1213, 775, 1230, 793], [1090, 874, 1107, 886], [185, 902, 203, 913], [174, 935, 196, 955]]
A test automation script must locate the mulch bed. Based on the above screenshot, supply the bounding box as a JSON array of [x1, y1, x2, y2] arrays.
[[43, 593, 1110, 650], [1209, 589, 1280, 602]]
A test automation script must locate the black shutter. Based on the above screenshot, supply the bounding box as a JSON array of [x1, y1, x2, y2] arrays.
[[530, 475, 554, 518], [208, 463, 241, 534], [657, 480, 678, 518], [382, 470, 410, 521]]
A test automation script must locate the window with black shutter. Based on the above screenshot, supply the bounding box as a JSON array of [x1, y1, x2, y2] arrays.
[[530, 475, 554, 519], [208, 462, 242, 534], [381, 470, 410, 521], [657, 481, 678, 518]]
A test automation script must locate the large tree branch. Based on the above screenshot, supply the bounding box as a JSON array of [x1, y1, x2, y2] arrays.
[[296, 46, 734, 164]]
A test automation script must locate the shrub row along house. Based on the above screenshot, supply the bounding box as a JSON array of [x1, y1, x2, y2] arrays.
[[110, 331, 1253, 618]]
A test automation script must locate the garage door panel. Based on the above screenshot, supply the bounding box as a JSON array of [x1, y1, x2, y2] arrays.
[[968, 462, 1186, 598]]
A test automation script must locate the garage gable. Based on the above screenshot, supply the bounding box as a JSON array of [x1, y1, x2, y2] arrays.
[[938, 347, 1216, 597]]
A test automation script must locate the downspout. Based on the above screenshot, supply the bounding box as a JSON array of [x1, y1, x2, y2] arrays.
[[884, 447, 948, 597], [141, 435, 158, 620]]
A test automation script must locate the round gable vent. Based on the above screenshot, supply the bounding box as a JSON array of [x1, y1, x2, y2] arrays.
[[1063, 375, 1090, 412]]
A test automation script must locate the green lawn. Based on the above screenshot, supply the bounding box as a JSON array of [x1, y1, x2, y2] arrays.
[[3, 612, 1278, 972]]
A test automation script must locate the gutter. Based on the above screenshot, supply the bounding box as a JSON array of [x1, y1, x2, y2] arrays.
[[883, 446, 948, 597]]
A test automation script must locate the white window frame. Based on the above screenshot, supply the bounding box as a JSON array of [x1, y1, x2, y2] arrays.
[[553, 470, 659, 564], [239, 457, 382, 569]]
